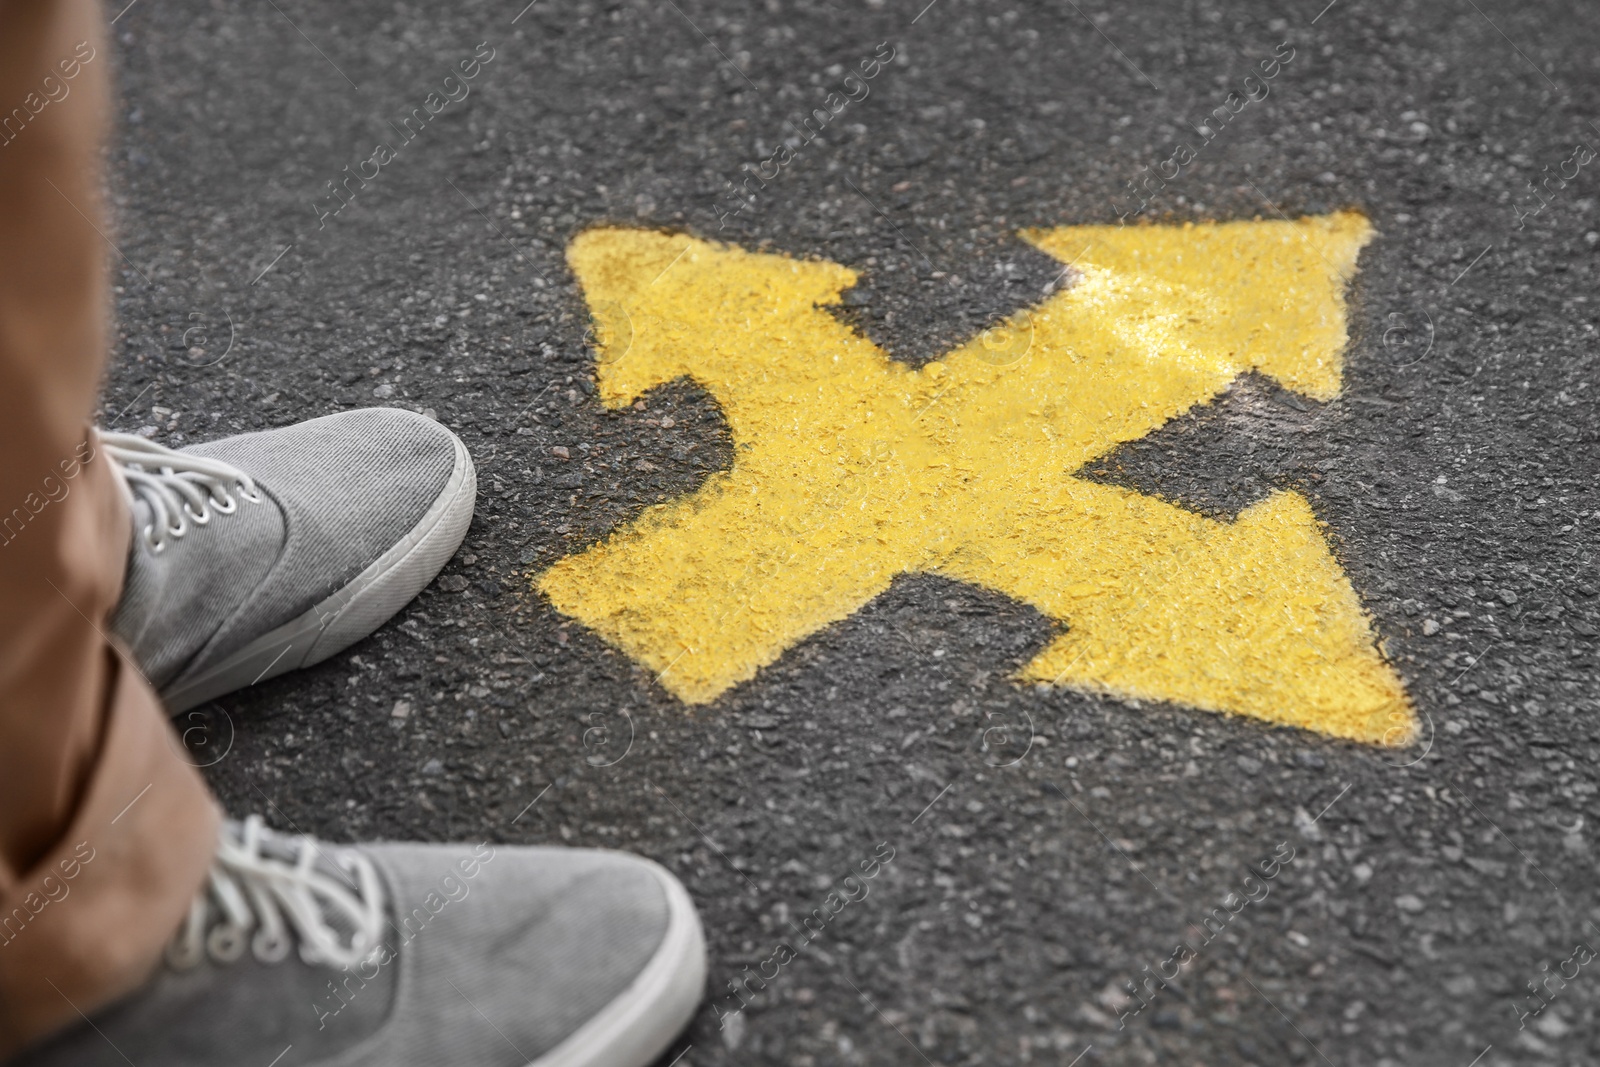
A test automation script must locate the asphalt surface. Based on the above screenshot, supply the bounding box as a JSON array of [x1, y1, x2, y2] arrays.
[[103, 0, 1598, 1064]]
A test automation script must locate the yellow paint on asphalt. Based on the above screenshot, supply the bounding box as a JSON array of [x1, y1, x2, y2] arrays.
[[538, 212, 1416, 745]]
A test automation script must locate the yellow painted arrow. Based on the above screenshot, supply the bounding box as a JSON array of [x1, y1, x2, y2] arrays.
[[538, 213, 1416, 745]]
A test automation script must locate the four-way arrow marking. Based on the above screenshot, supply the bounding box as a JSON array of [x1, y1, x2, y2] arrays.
[[537, 212, 1415, 745]]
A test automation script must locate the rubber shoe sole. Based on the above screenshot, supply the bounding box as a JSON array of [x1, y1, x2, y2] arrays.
[[160, 432, 476, 713]]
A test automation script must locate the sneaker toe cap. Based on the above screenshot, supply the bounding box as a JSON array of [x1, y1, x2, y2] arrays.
[[183, 408, 474, 676], [191, 407, 466, 570], [363, 843, 703, 1065]]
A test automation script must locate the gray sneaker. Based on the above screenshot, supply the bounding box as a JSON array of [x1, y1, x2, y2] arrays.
[[8, 817, 707, 1067], [106, 409, 476, 711]]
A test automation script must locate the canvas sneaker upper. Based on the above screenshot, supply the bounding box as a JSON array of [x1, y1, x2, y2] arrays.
[[107, 408, 476, 711], [8, 818, 707, 1067]]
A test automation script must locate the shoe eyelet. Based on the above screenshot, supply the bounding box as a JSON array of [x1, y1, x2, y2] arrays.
[[142, 524, 165, 554], [252, 930, 292, 964], [207, 924, 249, 963], [210, 491, 238, 515], [165, 937, 203, 971], [184, 503, 211, 526], [237, 482, 263, 504]]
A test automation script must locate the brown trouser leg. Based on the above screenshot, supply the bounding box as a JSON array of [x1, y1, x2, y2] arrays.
[[0, 0, 220, 1055]]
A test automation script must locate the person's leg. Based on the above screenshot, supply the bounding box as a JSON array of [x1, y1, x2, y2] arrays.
[[0, 6, 706, 1065], [0, 0, 219, 1055]]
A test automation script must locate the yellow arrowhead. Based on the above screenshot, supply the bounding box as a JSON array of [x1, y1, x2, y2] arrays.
[[538, 213, 1416, 745]]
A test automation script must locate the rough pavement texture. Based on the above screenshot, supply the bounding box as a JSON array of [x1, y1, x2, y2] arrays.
[[103, 0, 1597, 1064]]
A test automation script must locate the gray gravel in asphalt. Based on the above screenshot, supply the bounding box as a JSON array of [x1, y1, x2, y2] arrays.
[[101, 0, 1598, 1064]]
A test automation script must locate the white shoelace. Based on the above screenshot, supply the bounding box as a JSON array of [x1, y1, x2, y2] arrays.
[[167, 815, 387, 971], [100, 431, 263, 554]]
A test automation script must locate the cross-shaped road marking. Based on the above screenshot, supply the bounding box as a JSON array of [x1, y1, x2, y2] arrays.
[[538, 213, 1414, 744]]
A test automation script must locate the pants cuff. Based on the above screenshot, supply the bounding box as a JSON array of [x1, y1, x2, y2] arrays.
[[0, 652, 219, 1058]]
